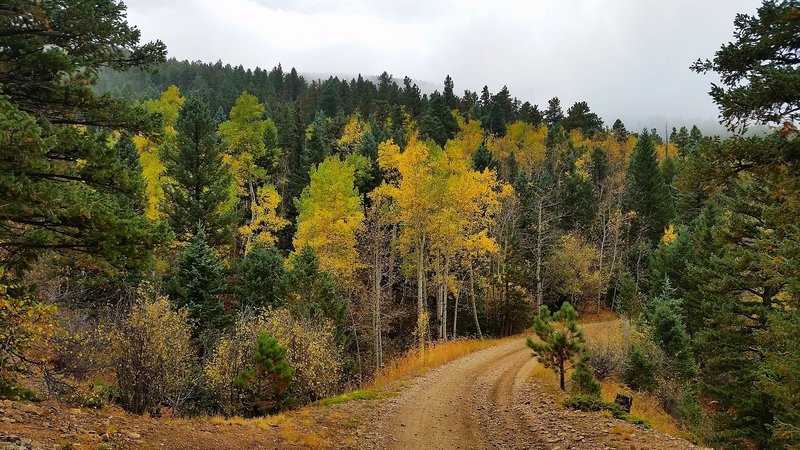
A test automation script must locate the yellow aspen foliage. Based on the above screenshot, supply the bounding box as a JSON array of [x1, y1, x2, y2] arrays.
[[655, 142, 680, 163], [569, 128, 593, 150], [112, 294, 194, 414], [546, 233, 601, 305], [292, 156, 365, 281], [134, 135, 166, 218], [374, 137, 438, 258], [573, 152, 592, 180], [218, 92, 278, 196], [238, 184, 288, 251], [486, 121, 548, 175], [337, 112, 371, 151], [594, 133, 637, 184], [205, 308, 340, 415], [135, 85, 185, 219], [661, 224, 677, 245], [0, 269, 57, 368], [153, 85, 185, 133]]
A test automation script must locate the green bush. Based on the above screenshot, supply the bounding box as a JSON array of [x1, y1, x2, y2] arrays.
[[70, 379, 121, 408], [0, 375, 39, 401], [564, 394, 651, 427], [623, 345, 657, 392], [570, 361, 601, 397]]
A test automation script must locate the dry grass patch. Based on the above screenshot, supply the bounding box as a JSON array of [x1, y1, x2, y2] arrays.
[[599, 380, 687, 438]]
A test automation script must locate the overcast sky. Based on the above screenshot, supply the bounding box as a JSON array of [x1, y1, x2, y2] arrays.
[[125, 0, 762, 134]]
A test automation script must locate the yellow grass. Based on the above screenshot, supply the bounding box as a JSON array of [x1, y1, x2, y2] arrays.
[[599, 380, 687, 439], [372, 337, 508, 388]]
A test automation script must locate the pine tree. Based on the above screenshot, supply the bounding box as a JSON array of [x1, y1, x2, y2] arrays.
[[234, 331, 294, 416], [168, 228, 230, 334], [162, 96, 236, 247], [611, 119, 629, 140], [419, 91, 458, 146], [544, 97, 565, 128], [623, 130, 674, 243], [234, 244, 287, 310], [285, 246, 348, 343], [563, 101, 603, 135], [0, 0, 169, 274], [443, 74, 458, 110], [527, 302, 586, 391]]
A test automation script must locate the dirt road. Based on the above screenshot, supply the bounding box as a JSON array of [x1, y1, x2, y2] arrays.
[[363, 338, 698, 450]]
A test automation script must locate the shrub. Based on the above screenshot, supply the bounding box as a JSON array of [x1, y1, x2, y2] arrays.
[[113, 295, 195, 414], [205, 308, 341, 415], [623, 345, 657, 392], [570, 360, 601, 397], [564, 394, 651, 427], [0, 375, 39, 401], [51, 310, 114, 382], [585, 336, 625, 380], [69, 379, 121, 408], [0, 269, 57, 374], [653, 377, 702, 428], [233, 332, 294, 416]]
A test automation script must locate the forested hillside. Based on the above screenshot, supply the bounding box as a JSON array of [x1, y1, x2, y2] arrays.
[[1, 1, 798, 449]]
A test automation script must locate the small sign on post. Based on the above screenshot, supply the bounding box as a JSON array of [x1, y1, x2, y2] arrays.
[[614, 393, 633, 413]]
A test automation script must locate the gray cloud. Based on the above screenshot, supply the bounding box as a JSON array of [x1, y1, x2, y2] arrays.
[[125, 0, 762, 134]]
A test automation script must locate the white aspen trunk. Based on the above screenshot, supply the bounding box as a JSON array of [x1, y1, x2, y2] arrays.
[[535, 197, 544, 309], [417, 234, 426, 355], [452, 285, 460, 339], [373, 238, 382, 374], [597, 206, 608, 312], [469, 259, 483, 339], [442, 259, 450, 340]]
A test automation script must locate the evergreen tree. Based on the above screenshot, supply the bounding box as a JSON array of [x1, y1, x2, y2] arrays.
[[443, 74, 458, 110], [544, 97, 564, 128], [471, 144, 495, 172], [234, 244, 287, 310], [643, 281, 696, 379], [688, 125, 703, 149], [611, 118, 629, 140], [162, 96, 236, 246], [518, 101, 544, 126], [671, 126, 690, 155], [419, 91, 458, 146], [623, 130, 674, 243], [563, 101, 603, 135], [691, 0, 800, 130], [285, 246, 347, 341], [320, 79, 342, 117], [168, 228, 230, 334], [527, 302, 586, 391], [115, 133, 142, 173], [0, 0, 169, 274], [234, 332, 294, 416]]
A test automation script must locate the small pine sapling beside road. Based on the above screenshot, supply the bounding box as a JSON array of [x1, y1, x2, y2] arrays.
[[527, 302, 587, 391], [234, 332, 295, 416]]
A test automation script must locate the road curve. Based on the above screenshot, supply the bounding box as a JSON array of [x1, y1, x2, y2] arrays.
[[362, 337, 700, 450]]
